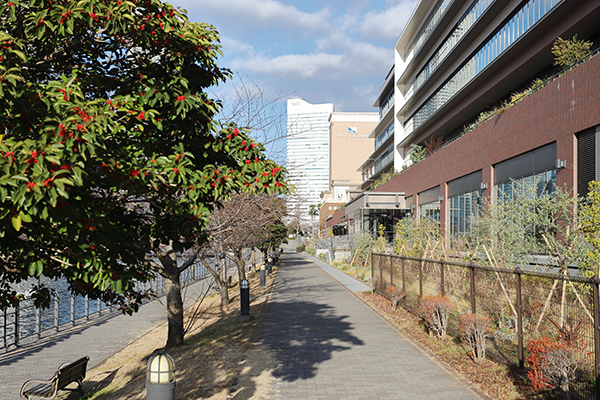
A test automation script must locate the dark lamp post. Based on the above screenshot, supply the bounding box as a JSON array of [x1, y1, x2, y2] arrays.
[[239, 279, 250, 321], [260, 263, 266, 287]]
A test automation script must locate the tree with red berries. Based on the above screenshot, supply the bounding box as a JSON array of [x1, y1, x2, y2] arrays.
[[0, 0, 288, 346]]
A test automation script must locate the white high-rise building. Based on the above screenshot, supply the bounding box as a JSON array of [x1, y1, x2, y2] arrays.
[[286, 98, 340, 224]]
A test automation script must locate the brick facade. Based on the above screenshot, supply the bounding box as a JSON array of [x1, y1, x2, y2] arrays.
[[376, 53, 600, 236]]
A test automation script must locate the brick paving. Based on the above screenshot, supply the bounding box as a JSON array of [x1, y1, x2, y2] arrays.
[[257, 244, 485, 400]]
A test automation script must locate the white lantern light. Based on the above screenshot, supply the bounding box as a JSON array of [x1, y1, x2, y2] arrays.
[[148, 353, 175, 383]]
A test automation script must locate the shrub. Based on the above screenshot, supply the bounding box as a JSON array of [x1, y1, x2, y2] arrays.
[[418, 295, 452, 339], [526, 337, 580, 394], [527, 319, 585, 395], [386, 285, 405, 310], [296, 245, 305, 253], [551, 35, 593, 69], [459, 313, 489, 363]]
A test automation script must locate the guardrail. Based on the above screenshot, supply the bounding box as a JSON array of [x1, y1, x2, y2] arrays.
[[1, 261, 210, 352]]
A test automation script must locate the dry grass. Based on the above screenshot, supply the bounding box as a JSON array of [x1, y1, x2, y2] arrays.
[[60, 270, 278, 400]]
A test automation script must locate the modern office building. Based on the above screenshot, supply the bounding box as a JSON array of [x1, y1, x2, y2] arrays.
[[333, 0, 600, 240], [359, 67, 397, 190], [286, 98, 341, 224]]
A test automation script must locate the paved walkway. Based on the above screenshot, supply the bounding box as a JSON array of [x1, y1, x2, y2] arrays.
[[0, 274, 215, 399], [255, 244, 486, 400], [1, 244, 487, 399]]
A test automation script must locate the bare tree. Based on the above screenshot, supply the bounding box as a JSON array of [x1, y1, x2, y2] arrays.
[[197, 193, 287, 305], [214, 74, 293, 164]]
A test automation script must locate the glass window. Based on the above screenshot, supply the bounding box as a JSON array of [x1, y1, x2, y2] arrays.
[[450, 190, 482, 237], [419, 186, 441, 223], [496, 170, 556, 202]]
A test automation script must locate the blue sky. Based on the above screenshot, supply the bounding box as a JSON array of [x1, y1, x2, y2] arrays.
[[169, 0, 417, 160]]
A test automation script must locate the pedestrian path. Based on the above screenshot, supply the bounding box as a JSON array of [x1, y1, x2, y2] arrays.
[[0, 275, 215, 399], [255, 246, 486, 399]]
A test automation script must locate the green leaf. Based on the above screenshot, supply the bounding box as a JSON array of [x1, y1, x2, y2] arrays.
[[12, 214, 21, 231], [113, 279, 123, 293], [37, 25, 46, 40], [19, 210, 32, 223]]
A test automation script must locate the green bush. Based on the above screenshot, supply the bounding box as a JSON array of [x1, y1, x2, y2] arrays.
[[296, 245, 305, 252]]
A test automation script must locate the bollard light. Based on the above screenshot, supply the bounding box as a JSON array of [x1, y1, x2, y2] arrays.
[[146, 352, 175, 400], [239, 279, 250, 321], [267, 257, 273, 275], [259, 263, 266, 287]]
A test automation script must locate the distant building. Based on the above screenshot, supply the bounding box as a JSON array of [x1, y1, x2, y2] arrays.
[[319, 112, 378, 236], [286, 98, 341, 225]]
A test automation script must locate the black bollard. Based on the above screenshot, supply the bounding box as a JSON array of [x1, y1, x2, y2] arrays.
[[239, 279, 250, 321], [260, 264, 266, 287]]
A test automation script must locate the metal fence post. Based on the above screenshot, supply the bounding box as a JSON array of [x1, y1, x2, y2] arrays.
[[401, 257, 407, 308], [15, 303, 20, 347], [419, 260, 423, 298], [440, 262, 445, 296], [35, 306, 41, 339], [593, 275, 600, 400], [54, 295, 59, 332], [515, 268, 524, 370], [70, 292, 75, 326], [85, 295, 90, 321], [2, 308, 7, 350], [378, 254, 382, 288], [389, 255, 394, 286], [469, 264, 476, 314]]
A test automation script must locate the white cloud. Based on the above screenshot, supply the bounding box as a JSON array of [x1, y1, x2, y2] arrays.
[[234, 53, 345, 79], [360, 1, 418, 41], [221, 36, 256, 58], [176, 0, 331, 33]]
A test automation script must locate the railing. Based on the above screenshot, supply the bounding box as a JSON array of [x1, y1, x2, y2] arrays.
[[1, 261, 211, 353], [372, 252, 600, 400]]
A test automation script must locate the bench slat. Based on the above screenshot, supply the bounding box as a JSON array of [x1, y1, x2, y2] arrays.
[[20, 356, 89, 400]]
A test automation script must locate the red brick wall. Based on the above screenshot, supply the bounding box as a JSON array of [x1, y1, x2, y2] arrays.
[[377, 53, 600, 235]]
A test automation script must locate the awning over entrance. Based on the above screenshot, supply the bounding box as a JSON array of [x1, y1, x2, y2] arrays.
[[344, 191, 407, 217]]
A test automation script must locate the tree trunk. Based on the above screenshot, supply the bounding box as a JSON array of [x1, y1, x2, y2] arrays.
[[164, 271, 184, 347], [154, 247, 185, 347], [234, 249, 246, 281], [220, 256, 229, 305]]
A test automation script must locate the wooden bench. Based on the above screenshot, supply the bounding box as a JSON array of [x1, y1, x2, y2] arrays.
[[20, 356, 90, 399]]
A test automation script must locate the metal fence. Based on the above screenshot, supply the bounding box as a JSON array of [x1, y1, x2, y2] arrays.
[[372, 252, 600, 400], [1, 261, 210, 353]]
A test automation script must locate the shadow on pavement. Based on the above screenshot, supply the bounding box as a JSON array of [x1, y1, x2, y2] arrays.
[[260, 299, 363, 382]]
